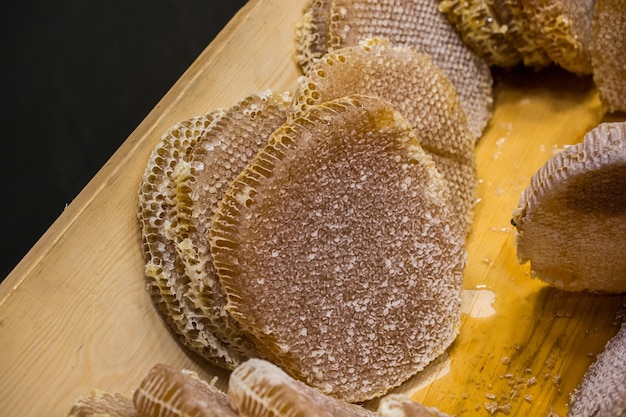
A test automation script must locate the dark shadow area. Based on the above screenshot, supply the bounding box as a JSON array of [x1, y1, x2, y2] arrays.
[[1, 0, 247, 280], [491, 65, 596, 106]]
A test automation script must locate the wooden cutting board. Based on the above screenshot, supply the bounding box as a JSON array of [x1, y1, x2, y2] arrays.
[[1, 0, 624, 415]]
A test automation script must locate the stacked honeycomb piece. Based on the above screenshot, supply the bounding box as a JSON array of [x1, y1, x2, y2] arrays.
[[296, 0, 626, 112], [138, 84, 471, 402]]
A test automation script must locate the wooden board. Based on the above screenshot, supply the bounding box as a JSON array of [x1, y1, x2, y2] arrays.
[[0, 0, 624, 416]]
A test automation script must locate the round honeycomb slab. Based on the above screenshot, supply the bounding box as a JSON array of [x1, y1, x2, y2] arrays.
[[210, 95, 465, 402], [512, 122, 626, 292], [290, 38, 477, 235]]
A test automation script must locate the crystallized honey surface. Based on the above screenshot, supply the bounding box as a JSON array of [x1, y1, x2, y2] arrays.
[[210, 95, 465, 402], [327, 0, 494, 140], [512, 122, 626, 292], [290, 38, 477, 234]]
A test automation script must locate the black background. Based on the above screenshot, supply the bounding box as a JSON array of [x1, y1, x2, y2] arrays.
[[1, 0, 247, 280]]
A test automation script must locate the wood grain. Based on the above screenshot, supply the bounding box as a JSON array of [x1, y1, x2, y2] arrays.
[[0, 1, 624, 416]]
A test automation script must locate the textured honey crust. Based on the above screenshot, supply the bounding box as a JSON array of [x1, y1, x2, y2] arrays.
[[437, 0, 522, 67], [326, 0, 494, 140], [210, 95, 464, 402], [138, 112, 240, 369], [568, 322, 626, 417], [173, 91, 292, 365], [512, 122, 626, 292], [133, 364, 239, 417], [377, 394, 451, 417], [66, 390, 136, 417], [520, 0, 594, 74], [488, 0, 553, 68], [295, 0, 332, 74], [289, 38, 477, 235], [591, 0, 626, 113], [229, 359, 376, 417]]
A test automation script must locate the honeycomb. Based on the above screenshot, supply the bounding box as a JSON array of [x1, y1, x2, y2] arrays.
[[512, 121, 626, 292], [133, 364, 239, 417], [488, 0, 553, 68], [228, 359, 377, 417], [137, 112, 239, 369], [174, 91, 291, 364], [295, 0, 332, 74], [521, 0, 594, 74], [137, 91, 291, 370], [209, 95, 464, 402], [66, 390, 136, 417], [569, 322, 626, 417], [378, 393, 451, 417], [326, 0, 494, 139], [437, 0, 522, 67]]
